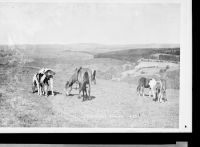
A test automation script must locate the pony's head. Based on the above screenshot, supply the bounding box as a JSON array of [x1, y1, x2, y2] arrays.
[[65, 81, 73, 96], [45, 70, 56, 77]]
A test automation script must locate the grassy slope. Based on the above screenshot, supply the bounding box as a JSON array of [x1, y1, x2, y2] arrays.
[[93, 48, 180, 89], [0, 47, 179, 127]]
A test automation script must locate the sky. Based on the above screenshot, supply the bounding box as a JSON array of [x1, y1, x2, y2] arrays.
[[0, 2, 180, 45]]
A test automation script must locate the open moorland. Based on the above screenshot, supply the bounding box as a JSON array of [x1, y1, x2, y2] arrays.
[[0, 44, 179, 128]]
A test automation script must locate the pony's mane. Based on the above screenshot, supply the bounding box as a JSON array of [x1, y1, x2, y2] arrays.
[[45, 69, 55, 75]]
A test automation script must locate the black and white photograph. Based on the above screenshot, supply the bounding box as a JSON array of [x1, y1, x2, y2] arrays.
[[0, 0, 192, 132]]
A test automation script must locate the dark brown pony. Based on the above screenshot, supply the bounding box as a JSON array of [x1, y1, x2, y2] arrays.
[[65, 67, 92, 101], [137, 77, 152, 96]]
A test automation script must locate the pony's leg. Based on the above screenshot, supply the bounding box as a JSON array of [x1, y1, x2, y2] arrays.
[[94, 79, 96, 85], [137, 86, 140, 96], [36, 81, 40, 95], [65, 86, 71, 96], [160, 93, 164, 103], [41, 85, 44, 95], [32, 83, 35, 93], [39, 85, 42, 96], [163, 92, 167, 102], [78, 83, 82, 98], [139, 87, 142, 96], [83, 89, 85, 97], [88, 83, 91, 98], [82, 89, 85, 101], [152, 89, 156, 100], [142, 87, 145, 97], [40, 74, 46, 96], [158, 92, 161, 102], [68, 87, 72, 95], [39, 86, 41, 95], [32, 81, 36, 93], [85, 87, 88, 99], [149, 88, 152, 98], [157, 93, 160, 102], [44, 85, 48, 97], [49, 78, 54, 96]]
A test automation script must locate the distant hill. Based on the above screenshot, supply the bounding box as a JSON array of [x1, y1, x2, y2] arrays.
[[94, 48, 180, 62], [0, 43, 179, 53], [60, 43, 180, 53], [0, 43, 180, 60]]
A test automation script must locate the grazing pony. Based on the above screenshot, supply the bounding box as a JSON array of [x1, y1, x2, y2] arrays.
[[64, 68, 79, 96], [137, 77, 157, 99], [155, 79, 167, 103], [137, 77, 167, 102], [65, 67, 92, 101], [78, 70, 90, 99]]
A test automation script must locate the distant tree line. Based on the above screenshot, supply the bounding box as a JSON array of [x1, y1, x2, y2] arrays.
[[94, 47, 180, 62], [156, 48, 180, 55]]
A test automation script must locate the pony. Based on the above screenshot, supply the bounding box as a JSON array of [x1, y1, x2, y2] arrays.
[[65, 67, 92, 101], [155, 79, 167, 103], [39, 69, 55, 97], [137, 77, 167, 102], [32, 69, 55, 97]]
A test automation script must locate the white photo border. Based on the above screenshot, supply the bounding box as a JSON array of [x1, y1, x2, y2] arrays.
[[0, 0, 192, 133]]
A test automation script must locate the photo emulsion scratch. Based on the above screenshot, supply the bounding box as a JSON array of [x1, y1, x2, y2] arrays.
[[0, 0, 191, 132]]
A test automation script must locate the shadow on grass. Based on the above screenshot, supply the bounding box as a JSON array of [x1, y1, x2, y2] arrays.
[[31, 90, 62, 96], [82, 95, 96, 102], [48, 91, 62, 96]]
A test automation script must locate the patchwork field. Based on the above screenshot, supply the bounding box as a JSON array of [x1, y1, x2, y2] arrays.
[[0, 45, 179, 128]]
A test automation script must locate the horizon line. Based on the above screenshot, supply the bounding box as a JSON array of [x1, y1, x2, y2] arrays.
[[0, 43, 180, 45]]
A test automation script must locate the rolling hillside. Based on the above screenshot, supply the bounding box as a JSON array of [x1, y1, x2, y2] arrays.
[[94, 47, 180, 62]]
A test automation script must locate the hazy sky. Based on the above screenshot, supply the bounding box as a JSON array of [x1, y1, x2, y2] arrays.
[[0, 2, 180, 44]]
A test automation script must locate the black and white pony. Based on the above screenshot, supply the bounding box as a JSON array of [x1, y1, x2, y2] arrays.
[[32, 68, 56, 97], [137, 77, 167, 102]]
